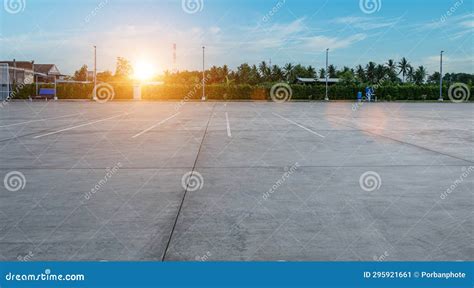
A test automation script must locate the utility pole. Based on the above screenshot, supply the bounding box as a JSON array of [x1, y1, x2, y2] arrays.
[[94, 45, 97, 86], [325, 48, 329, 101], [438, 50, 444, 101], [202, 46, 206, 101], [93, 45, 97, 101]]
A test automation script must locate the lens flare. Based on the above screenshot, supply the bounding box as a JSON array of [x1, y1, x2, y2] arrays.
[[133, 61, 156, 81]]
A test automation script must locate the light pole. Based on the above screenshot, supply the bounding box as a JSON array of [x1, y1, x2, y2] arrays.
[[93, 45, 98, 101], [438, 50, 444, 101], [325, 48, 329, 101], [94, 45, 97, 87], [202, 46, 206, 101]]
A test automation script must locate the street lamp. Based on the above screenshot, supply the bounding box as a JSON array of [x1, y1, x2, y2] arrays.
[[438, 50, 444, 102], [202, 46, 206, 101], [325, 48, 329, 101], [94, 45, 97, 88], [92, 45, 98, 101]]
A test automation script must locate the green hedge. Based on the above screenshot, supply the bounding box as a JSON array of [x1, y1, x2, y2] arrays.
[[142, 84, 268, 100], [6, 83, 474, 101], [288, 84, 473, 101], [8, 83, 133, 100]]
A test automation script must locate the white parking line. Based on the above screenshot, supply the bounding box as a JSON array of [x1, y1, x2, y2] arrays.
[[33, 113, 127, 139], [225, 112, 232, 137], [132, 112, 181, 139], [273, 113, 325, 138], [0, 113, 83, 128]]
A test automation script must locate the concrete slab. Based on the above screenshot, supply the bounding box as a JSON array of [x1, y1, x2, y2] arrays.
[[0, 102, 472, 261], [165, 166, 473, 261], [0, 168, 187, 260]]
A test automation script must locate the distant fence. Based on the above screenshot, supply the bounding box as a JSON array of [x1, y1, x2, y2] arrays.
[[7, 83, 474, 101]]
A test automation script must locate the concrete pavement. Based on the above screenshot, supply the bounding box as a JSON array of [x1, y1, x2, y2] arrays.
[[0, 101, 472, 261]]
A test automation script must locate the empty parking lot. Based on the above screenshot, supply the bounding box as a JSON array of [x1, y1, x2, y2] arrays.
[[0, 101, 472, 261]]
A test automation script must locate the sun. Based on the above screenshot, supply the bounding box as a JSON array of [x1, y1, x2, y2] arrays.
[[133, 61, 156, 81]]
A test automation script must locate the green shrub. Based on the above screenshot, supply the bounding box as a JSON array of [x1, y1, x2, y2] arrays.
[[6, 82, 473, 101]]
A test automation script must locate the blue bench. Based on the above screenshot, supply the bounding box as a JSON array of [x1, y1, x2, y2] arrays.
[[30, 88, 56, 101]]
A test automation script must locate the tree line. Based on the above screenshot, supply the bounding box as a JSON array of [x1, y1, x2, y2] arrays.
[[71, 57, 473, 86]]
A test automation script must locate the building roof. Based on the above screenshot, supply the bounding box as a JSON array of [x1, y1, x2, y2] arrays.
[[296, 77, 317, 83], [34, 64, 61, 75], [317, 78, 340, 83], [0, 61, 63, 76], [0, 60, 34, 71], [295, 77, 340, 84]]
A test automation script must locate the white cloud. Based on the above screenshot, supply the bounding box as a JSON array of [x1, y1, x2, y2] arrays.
[[302, 34, 367, 50], [1, 17, 371, 73], [235, 18, 366, 52], [209, 26, 221, 34], [333, 16, 401, 30], [460, 20, 474, 28], [417, 13, 473, 31], [422, 55, 474, 74]]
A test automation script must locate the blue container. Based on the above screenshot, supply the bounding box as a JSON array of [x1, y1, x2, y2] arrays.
[[357, 91, 362, 101]]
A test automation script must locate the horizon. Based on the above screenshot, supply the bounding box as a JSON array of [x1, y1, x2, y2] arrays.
[[1, 0, 473, 76]]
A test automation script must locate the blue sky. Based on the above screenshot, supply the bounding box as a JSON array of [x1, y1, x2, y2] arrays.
[[1, 0, 472, 75]]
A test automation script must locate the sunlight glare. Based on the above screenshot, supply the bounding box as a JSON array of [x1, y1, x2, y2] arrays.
[[133, 61, 156, 81]]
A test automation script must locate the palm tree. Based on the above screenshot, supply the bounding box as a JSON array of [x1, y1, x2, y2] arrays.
[[258, 61, 271, 82], [328, 65, 337, 78], [319, 68, 326, 79], [222, 65, 229, 80], [250, 64, 261, 85], [413, 65, 427, 85], [386, 59, 396, 72], [355, 65, 366, 83], [337, 66, 351, 78], [398, 57, 410, 83], [375, 64, 386, 83], [406, 65, 414, 83], [366, 61, 377, 84], [271, 65, 284, 81], [283, 63, 294, 81], [418, 65, 427, 79], [385, 59, 398, 82], [427, 72, 441, 84], [307, 66, 316, 78], [208, 66, 220, 84], [340, 69, 356, 85], [236, 63, 251, 84]]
